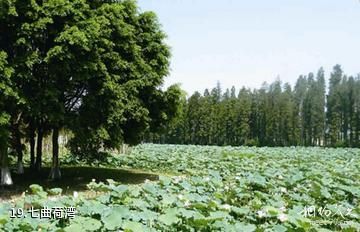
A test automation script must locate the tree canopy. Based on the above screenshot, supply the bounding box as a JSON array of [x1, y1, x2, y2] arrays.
[[155, 66, 360, 148], [0, 0, 181, 185]]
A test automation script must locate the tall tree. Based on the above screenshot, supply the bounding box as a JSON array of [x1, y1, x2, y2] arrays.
[[235, 87, 252, 145], [313, 68, 326, 146], [0, 51, 15, 185], [157, 66, 359, 148], [327, 65, 343, 146], [279, 83, 295, 146], [354, 75, 360, 146], [68, 2, 179, 160], [1, 0, 181, 181], [294, 75, 308, 145], [187, 92, 202, 144]]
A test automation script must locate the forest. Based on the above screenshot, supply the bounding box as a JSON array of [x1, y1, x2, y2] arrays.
[[157, 65, 360, 148]]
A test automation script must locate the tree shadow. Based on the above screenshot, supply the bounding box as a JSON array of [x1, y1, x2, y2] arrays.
[[0, 167, 159, 200]]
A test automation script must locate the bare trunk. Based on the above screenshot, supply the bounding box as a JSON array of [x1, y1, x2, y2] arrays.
[[1, 167, 13, 186], [14, 125, 24, 174], [49, 127, 61, 180], [17, 160, 24, 174], [30, 138, 35, 169], [29, 122, 36, 169], [35, 125, 43, 171], [0, 136, 13, 186]]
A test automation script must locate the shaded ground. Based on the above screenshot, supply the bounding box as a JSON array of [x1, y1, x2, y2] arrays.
[[0, 166, 159, 200]]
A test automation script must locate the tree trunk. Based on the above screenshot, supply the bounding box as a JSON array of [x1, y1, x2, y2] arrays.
[[49, 127, 61, 180], [35, 125, 43, 171], [14, 124, 24, 174], [29, 123, 36, 169], [0, 134, 13, 186]]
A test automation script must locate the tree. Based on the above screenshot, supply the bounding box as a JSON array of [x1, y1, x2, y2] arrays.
[[67, 1, 179, 159], [354, 75, 360, 146], [327, 65, 343, 146], [157, 66, 359, 148], [265, 80, 283, 146], [0, 0, 102, 177], [235, 87, 252, 145], [279, 83, 295, 146], [1, 0, 180, 181], [209, 83, 222, 145], [0, 51, 15, 185], [313, 68, 326, 146], [158, 88, 188, 144], [294, 75, 308, 145], [186, 92, 202, 144]]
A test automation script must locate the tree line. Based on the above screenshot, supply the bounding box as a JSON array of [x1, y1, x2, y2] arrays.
[[154, 65, 360, 148], [0, 0, 181, 186]]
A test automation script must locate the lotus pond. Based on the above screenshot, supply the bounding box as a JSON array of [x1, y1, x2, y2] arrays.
[[0, 144, 359, 231]]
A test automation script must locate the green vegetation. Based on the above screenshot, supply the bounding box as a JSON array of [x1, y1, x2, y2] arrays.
[[1, 1, 359, 231], [1, 166, 158, 201], [155, 66, 360, 148], [1, 144, 360, 231], [0, 0, 181, 185]]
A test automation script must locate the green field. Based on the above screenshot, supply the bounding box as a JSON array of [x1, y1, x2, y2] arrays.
[[1, 144, 360, 231]]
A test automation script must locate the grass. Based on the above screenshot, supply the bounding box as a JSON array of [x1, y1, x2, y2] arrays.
[[0, 166, 159, 201]]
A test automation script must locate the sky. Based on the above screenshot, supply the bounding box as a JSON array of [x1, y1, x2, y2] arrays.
[[138, 0, 360, 95]]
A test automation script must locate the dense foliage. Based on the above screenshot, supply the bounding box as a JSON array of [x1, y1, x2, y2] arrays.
[[0, 0, 180, 184], [1, 144, 359, 231], [154, 66, 360, 148]]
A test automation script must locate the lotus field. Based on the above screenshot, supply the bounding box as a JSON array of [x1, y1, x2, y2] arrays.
[[1, 144, 360, 231]]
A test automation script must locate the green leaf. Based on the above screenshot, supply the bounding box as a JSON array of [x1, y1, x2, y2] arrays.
[[158, 208, 180, 226], [232, 206, 250, 216], [64, 224, 83, 232], [208, 211, 230, 220], [235, 223, 256, 232], [101, 206, 130, 230], [273, 224, 287, 232], [48, 188, 62, 196], [123, 221, 144, 232], [320, 187, 331, 199], [69, 216, 102, 231], [264, 206, 280, 216], [0, 215, 8, 225], [29, 184, 47, 198]]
